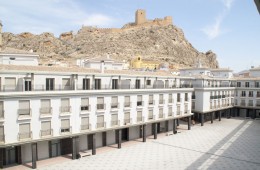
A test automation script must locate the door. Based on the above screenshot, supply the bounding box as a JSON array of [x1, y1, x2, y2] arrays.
[[112, 79, 118, 89], [51, 143, 60, 157], [24, 80, 31, 91], [46, 78, 54, 91], [87, 135, 93, 150], [5, 147, 16, 165], [121, 128, 129, 141], [83, 78, 90, 90], [135, 79, 140, 89], [60, 138, 72, 155]]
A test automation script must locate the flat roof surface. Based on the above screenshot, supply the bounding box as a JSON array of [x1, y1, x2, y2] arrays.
[[37, 118, 260, 170]]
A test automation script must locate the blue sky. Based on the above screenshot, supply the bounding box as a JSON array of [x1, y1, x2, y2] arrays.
[[0, 0, 259, 72]]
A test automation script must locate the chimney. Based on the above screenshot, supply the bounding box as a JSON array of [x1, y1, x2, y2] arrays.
[[100, 60, 105, 73]]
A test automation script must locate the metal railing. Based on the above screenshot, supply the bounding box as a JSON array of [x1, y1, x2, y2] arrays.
[[60, 106, 71, 113], [81, 124, 91, 131], [60, 126, 72, 134], [40, 129, 53, 137], [40, 107, 52, 115], [18, 131, 32, 140], [96, 122, 106, 128]]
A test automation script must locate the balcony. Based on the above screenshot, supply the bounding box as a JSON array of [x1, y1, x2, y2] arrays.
[[111, 103, 119, 110], [111, 120, 120, 127], [17, 109, 31, 120], [81, 124, 91, 131], [81, 105, 90, 112], [97, 104, 105, 110], [60, 106, 71, 115], [60, 126, 72, 134], [124, 118, 132, 125], [0, 135, 4, 143], [96, 122, 106, 129], [40, 129, 53, 137], [18, 131, 32, 141], [40, 107, 52, 116]]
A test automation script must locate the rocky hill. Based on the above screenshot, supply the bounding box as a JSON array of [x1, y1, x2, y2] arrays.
[[2, 24, 219, 68]]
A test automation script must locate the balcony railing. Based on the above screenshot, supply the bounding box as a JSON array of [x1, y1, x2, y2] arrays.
[[60, 106, 71, 113], [40, 107, 52, 115], [111, 120, 120, 126], [60, 126, 72, 134], [0, 135, 4, 143], [96, 122, 106, 129], [40, 129, 53, 137], [0, 110, 4, 119], [124, 118, 132, 125], [81, 105, 90, 112], [18, 131, 32, 141], [81, 124, 91, 131], [17, 109, 31, 118], [97, 104, 105, 110]]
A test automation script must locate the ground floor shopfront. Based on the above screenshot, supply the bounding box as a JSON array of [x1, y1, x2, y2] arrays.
[[0, 117, 192, 169]]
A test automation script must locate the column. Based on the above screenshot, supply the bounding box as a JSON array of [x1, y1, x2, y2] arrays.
[[201, 114, 204, 126], [48, 141, 52, 158], [92, 134, 96, 155], [165, 120, 169, 132], [139, 125, 143, 138], [211, 112, 214, 124], [176, 119, 179, 126], [219, 111, 222, 121], [173, 119, 177, 134], [31, 143, 37, 169], [117, 129, 122, 149], [0, 148, 3, 169], [72, 136, 79, 160], [154, 123, 157, 139], [17, 145, 22, 164], [188, 116, 191, 130], [102, 132, 107, 146], [142, 124, 146, 142]]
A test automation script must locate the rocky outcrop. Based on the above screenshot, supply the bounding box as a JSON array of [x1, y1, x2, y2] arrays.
[[2, 24, 219, 68]]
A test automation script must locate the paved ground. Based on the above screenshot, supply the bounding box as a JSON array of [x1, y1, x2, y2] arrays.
[[37, 118, 260, 170]]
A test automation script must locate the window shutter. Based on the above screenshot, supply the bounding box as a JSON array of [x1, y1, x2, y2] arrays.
[[159, 94, 163, 101], [169, 94, 172, 100], [41, 121, 51, 130], [111, 114, 118, 121], [159, 108, 163, 114], [0, 102, 3, 111], [81, 98, 89, 106], [19, 123, 30, 133], [19, 100, 30, 109], [41, 99, 50, 108], [137, 95, 142, 101], [149, 95, 153, 102], [124, 112, 130, 119], [61, 119, 70, 128], [112, 97, 118, 104], [0, 126, 4, 136], [97, 115, 104, 123], [149, 110, 153, 117], [97, 97, 104, 104], [137, 111, 142, 118], [61, 98, 69, 107], [125, 96, 130, 103], [81, 117, 89, 125]]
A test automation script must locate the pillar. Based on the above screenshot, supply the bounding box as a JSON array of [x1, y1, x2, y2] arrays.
[[219, 111, 221, 121], [139, 125, 143, 138], [117, 129, 122, 149], [0, 148, 3, 169], [173, 119, 177, 134], [142, 124, 146, 142], [92, 134, 96, 155], [176, 119, 179, 126], [31, 143, 37, 169], [211, 112, 214, 124], [72, 136, 79, 160], [201, 114, 204, 126], [165, 120, 169, 132], [102, 132, 107, 146], [17, 145, 22, 164], [188, 116, 191, 130], [48, 141, 52, 158], [154, 123, 157, 139]]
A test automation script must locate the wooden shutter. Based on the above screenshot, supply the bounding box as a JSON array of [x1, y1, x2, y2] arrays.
[[19, 123, 30, 133], [41, 99, 50, 108], [19, 100, 30, 109], [61, 119, 70, 128], [5, 77, 16, 86], [97, 115, 104, 123], [111, 114, 118, 121], [97, 97, 104, 104], [81, 98, 89, 106], [137, 111, 142, 118], [81, 117, 89, 125], [137, 95, 142, 101], [41, 121, 51, 130], [61, 98, 69, 107]]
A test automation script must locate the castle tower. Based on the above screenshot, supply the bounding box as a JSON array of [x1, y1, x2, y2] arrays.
[[135, 9, 146, 25], [0, 20, 2, 50]]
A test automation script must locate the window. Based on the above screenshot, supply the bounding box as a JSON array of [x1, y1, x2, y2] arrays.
[[137, 95, 142, 106], [245, 82, 249, 87], [112, 79, 118, 89], [94, 79, 101, 90], [111, 114, 118, 126], [0, 126, 4, 142], [81, 117, 90, 130], [256, 82, 260, 88], [168, 94, 173, 103], [159, 108, 163, 118], [241, 91, 246, 97], [40, 99, 51, 114], [149, 95, 154, 105], [97, 115, 104, 128], [81, 98, 89, 111], [148, 110, 153, 120], [24, 79, 32, 91], [60, 98, 70, 113], [0, 101, 4, 118], [257, 91, 260, 98], [249, 91, 254, 97], [111, 96, 118, 109], [83, 78, 90, 90], [177, 105, 181, 115], [61, 119, 70, 133], [62, 78, 70, 90], [124, 112, 131, 124], [97, 97, 105, 110], [185, 93, 188, 101], [177, 93, 181, 102], [124, 96, 130, 107], [237, 82, 241, 87], [46, 78, 54, 91], [41, 121, 51, 136], [159, 94, 164, 104], [135, 79, 141, 89], [18, 100, 30, 116], [192, 92, 196, 99], [5, 77, 16, 91], [137, 111, 142, 122], [168, 107, 173, 116], [19, 123, 31, 140], [146, 80, 151, 86], [184, 104, 188, 114]]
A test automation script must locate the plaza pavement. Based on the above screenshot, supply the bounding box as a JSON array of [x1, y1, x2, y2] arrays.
[[37, 118, 260, 170]]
